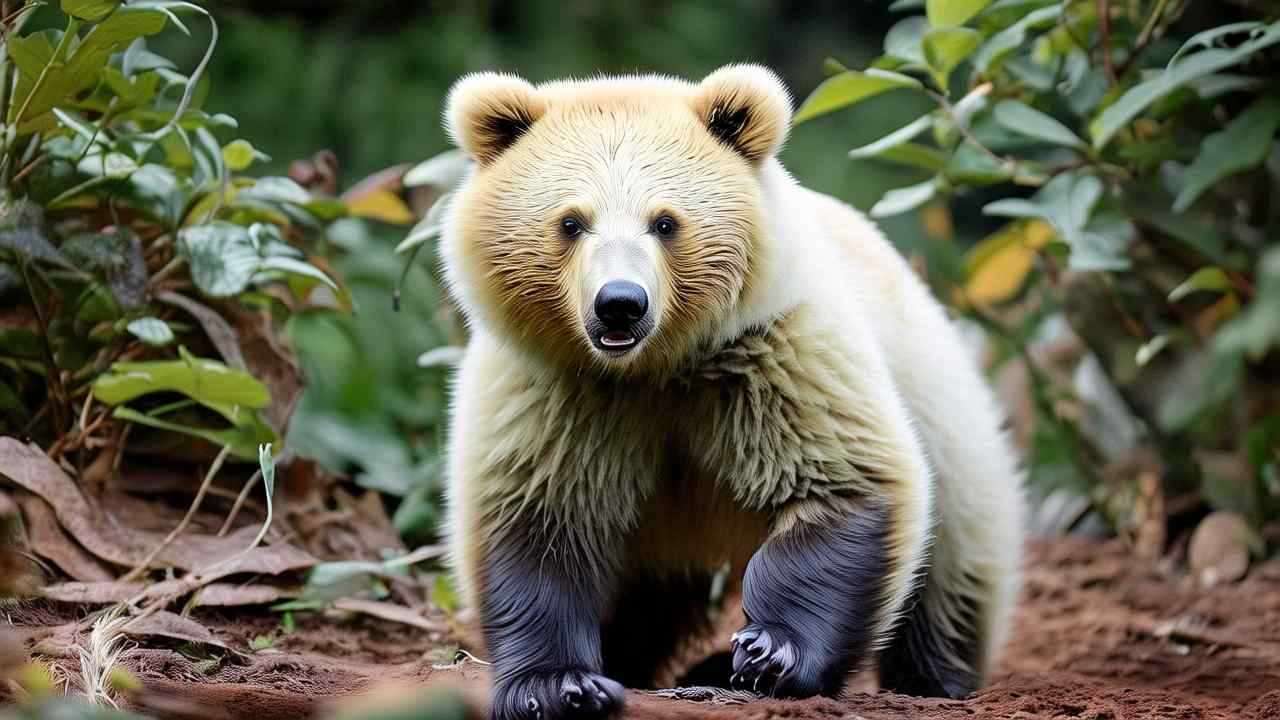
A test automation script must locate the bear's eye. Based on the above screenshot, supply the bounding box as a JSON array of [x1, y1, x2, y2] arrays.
[[560, 217, 584, 239], [652, 215, 678, 238]]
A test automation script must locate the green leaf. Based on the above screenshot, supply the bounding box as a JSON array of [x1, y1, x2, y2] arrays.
[[944, 141, 1014, 185], [126, 317, 174, 346], [927, 0, 993, 28], [982, 171, 1123, 269], [923, 27, 982, 87], [0, 224, 73, 270], [885, 16, 929, 65], [76, 152, 139, 178], [847, 115, 934, 159], [1168, 22, 1268, 68], [1072, 212, 1134, 271], [870, 178, 937, 218], [1169, 267, 1232, 302], [62, 0, 122, 20], [222, 139, 270, 172], [1216, 249, 1280, 360], [1174, 96, 1280, 212], [302, 198, 349, 222], [1158, 349, 1244, 431], [93, 353, 270, 408], [1091, 20, 1280, 150], [794, 69, 922, 124], [974, 5, 1063, 73], [821, 57, 849, 76], [122, 38, 175, 77], [177, 222, 259, 298], [889, 0, 925, 10], [863, 142, 947, 171], [395, 194, 453, 255], [417, 346, 465, 368], [257, 256, 339, 292], [402, 149, 472, 190], [259, 443, 277, 503], [992, 100, 1086, 149], [432, 574, 459, 614], [111, 405, 274, 460], [239, 177, 312, 206], [1135, 334, 1170, 367]]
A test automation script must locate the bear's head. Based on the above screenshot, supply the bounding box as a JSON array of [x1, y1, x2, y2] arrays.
[[441, 64, 792, 376]]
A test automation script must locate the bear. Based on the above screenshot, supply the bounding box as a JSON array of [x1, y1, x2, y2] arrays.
[[437, 64, 1025, 720]]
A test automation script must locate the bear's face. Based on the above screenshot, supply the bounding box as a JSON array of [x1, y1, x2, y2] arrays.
[[442, 65, 792, 375]]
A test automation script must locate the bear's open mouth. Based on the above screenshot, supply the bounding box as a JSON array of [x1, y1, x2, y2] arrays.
[[587, 323, 649, 355], [599, 330, 636, 349]]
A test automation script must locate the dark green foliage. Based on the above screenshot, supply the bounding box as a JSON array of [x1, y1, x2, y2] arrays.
[[801, 0, 1280, 534]]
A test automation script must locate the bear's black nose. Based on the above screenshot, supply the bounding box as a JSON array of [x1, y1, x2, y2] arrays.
[[595, 281, 648, 328]]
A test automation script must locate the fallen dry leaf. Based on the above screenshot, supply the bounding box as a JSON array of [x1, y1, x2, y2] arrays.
[[331, 599, 446, 633], [1, 490, 41, 598], [230, 306, 302, 435], [42, 579, 297, 608], [156, 291, 247, 370], [192, 583, 299, 607], [16, 494, 114, 582], [0, 437, 316, 577], [123, 611, 236, 655]]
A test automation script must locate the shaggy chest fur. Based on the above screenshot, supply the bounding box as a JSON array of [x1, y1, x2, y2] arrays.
[[472, 306, 895, 575]]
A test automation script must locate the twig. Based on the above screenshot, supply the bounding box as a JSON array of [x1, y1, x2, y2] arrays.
[[1118, 0, 1173, 76], [1098, 0, 1118, 84], [1096, 274, 1148, 341], [11, 154, 47, 186], [927, 86, 1012, 168], [119, 445, 232, 582], [147, 257, 184, 289], [216, 467, 262, 537], [19, 260, 70, 436]]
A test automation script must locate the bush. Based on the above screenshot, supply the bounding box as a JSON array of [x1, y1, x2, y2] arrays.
[[0, 1, 349, 465], [799, 0, 1280, 540]]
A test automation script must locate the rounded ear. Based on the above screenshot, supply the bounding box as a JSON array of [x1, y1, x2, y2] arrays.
[[445, 72, 547, 165], [691, 64, 793, 164]]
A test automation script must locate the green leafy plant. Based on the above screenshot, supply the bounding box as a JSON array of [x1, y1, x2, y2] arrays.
[[0, 1, 349, 463], [803, 0, 1280, 537]]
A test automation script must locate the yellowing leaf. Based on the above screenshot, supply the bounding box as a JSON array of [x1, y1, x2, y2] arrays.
[[921, 203, 954, 241], [346, 189, 414, 225], [961, 220, 1054, 306], [222, 139, 269, 172]]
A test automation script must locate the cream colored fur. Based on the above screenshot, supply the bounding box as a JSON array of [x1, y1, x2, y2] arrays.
[[441, 65, 1024, 687]]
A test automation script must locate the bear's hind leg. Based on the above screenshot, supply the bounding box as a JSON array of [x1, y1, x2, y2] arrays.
[[877, 580, 981, 699]]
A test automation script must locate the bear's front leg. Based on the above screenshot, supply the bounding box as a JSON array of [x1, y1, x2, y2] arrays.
[[731, 500, 891, 698], [480, 518, 624, 720]]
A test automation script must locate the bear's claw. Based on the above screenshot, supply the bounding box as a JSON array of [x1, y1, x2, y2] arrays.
[[493, 669, 623, 720], [730, 624, 801, 697]]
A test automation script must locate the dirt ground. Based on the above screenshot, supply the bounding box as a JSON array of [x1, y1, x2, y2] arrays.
[[5, 536, 1280, 720]]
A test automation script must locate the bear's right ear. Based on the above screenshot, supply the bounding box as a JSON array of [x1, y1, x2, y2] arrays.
[[445, 73, 547, 165]]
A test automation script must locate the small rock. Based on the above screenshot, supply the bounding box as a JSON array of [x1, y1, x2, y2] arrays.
[[1188, 511, 1255, 587]]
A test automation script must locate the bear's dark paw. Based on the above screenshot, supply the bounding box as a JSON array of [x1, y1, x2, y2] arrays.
[[492, 669, 625, 720], [730, 623, 823, 698]]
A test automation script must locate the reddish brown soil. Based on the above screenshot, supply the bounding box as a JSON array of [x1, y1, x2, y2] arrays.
[[6, 536, 1280, 719]]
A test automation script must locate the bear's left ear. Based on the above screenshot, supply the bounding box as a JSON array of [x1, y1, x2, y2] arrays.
[[692, 64, 793, 164], [445, 72, 548, 165]]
